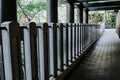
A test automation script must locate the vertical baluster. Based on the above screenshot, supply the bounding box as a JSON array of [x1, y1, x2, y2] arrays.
[[68, 23, 72, 64], [76, 23, 79, 57], [81, 24, 82, 52], [56, 23, 64, 72], [78, 23, 81, 56], [56, 23, 61, 72], [90, 25, 92, 43], [74, 24, 76, 59], [0, 27, 4, 80], [86, 25, 89, 47], [92, 26, 94, 41], [92, 25, 95, 41], [90, 26, 92, 44], [48, 23, 58, 79], [97, 25, 98, 37], [63, 23, 67, 68], [66, 23, 69, 66], [71, 23, 74, 62], [83, 24, 85, 50], [30, 22, 38, 80], [85, 25, 86, 48], [53, 23, 58, 78], [82, 24, 84, 50], [1, 21, 22, 80], [21, 25, 32, 80], [80, 24, 82, 54], [86, 25, 88, 47], [72, 23, 74, 61], [63, 23, 69, 67], [82, 24, 83, 52], [37, 23, 49, 80], [43, 23, 49, 80], [96, 25, 98, 38], [48, 23, 54, 79], [76, 23, 78, 57], [60, 23, 64, 71], [88, 25, 90, 45], [22, 22, 38, 80], [87, 25, 90, 47], [70, 23, 73, 62], [84, 25, 86, 48]]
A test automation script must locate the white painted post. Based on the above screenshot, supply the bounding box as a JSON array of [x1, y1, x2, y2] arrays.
[[37, 23, 49, 80], [1, 21, 22, 80]]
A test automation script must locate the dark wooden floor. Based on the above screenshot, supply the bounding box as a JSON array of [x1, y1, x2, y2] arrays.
[[64, 29, 120, 80]]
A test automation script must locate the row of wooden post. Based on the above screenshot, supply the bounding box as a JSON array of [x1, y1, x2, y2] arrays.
[[0, 21, 104, 80]]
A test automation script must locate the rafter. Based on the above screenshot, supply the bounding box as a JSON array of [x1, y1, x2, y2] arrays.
[[84, 1, 120, 7], [75, 0, 107, 3], [89, 6, 120, 11]]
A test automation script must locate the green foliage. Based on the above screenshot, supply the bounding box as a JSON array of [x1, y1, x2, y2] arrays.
[[23, 2, 46, 13], [17, 1, 46, 23], [89, 11, 116, 28], [89, 12, 104, 24], [105, 11, 116, 28]]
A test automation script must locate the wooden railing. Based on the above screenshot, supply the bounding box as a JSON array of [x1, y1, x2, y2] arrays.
[[0, 21, 105, 80]]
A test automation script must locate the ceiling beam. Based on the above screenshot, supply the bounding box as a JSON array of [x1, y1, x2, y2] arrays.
[[75, 0, 107, 3], [84, 1, 120, 7], [89, 6, 120, 11]]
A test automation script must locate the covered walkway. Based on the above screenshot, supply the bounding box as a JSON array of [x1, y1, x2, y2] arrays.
[[64, 29, 120, 80], [1, 0, 120, 80]]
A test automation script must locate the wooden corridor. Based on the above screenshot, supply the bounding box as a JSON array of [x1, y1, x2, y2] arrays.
[[64, 29, 120, 80]]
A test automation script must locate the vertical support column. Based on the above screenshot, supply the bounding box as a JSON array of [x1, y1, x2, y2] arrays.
[[78, 3, 83, 23], [47, 0, 58, 23], [67, 1, 74, 23], [1, 0, 17, 22], [0, 0, 1, 23], [1, 0, 17, 79], [83, 8, 89, 23], [85, 8, 89, 23]]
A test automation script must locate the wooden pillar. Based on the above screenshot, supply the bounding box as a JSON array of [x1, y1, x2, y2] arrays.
[[78, 3, 83, 23], [1, 1, 17, 79], [85, 8, 89, 23], [47, 0, 58, 23], [67, 1, 74, 23], [0, 0, 1, 23], [1, 0, 17, 22], [83, 8, 89, 23]]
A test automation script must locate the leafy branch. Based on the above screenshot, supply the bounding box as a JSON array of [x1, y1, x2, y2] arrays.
[[17, 1, 46, 22]]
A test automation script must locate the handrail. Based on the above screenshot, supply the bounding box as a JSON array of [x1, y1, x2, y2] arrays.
[[0, 21, 105, 80]]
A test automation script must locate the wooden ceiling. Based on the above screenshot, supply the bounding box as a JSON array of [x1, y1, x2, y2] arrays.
[[74, 0, 120, 11]]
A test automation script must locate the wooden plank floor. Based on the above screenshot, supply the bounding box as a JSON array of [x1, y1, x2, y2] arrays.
[[64, 29, 120, 80]]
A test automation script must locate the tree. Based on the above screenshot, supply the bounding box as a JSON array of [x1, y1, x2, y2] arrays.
[[105, 11, 116, 28], [89, 11, 116, 28], [89, 12, 104, 24], [17, 0, 46, 23]]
